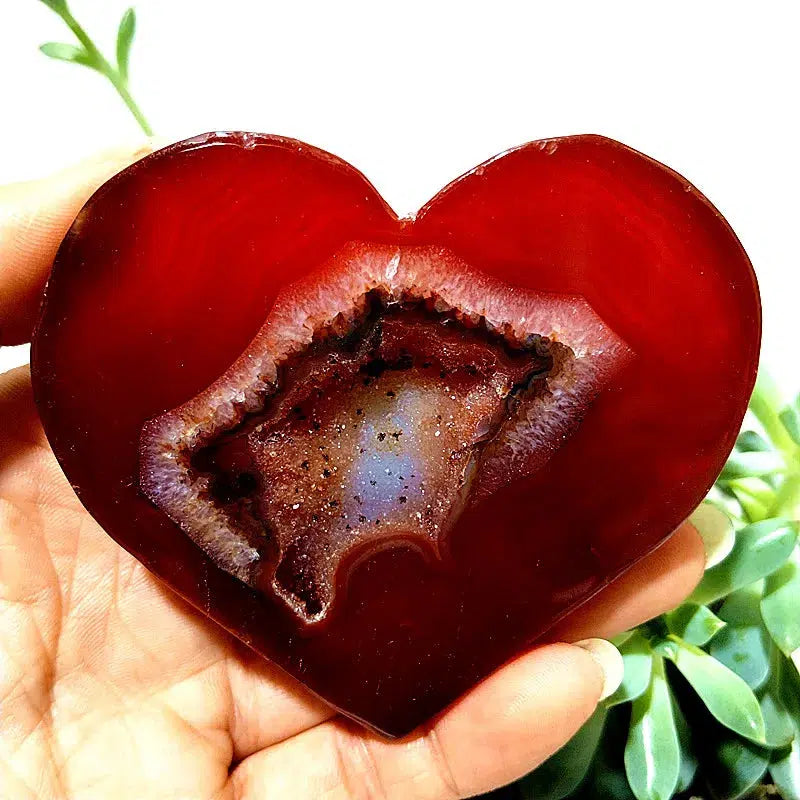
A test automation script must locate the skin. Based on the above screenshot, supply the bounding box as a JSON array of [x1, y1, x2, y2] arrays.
[[0, 143, 706, 800]]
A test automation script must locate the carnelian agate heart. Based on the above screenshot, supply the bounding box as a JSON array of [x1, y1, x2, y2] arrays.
[[32, 133, 760, 736]]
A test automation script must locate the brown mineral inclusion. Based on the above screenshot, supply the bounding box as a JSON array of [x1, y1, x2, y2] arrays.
[[195, 307, 553, 621]]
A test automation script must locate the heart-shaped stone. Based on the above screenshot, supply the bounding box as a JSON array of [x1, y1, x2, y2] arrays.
[[32, 133, 760, 736]]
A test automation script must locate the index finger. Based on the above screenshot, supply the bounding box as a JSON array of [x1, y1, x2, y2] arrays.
[[0, 141, 159, 345]]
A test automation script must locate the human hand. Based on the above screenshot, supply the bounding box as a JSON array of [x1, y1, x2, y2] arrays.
[[0, 145, 706, 799]]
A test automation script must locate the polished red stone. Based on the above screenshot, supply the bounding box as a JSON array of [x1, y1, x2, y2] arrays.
[[32, 133, 760, 736]]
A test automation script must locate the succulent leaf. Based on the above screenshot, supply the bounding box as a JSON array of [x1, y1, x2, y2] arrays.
[[671, 695, 698, 793], [770, 745, 800, 800], [704, 485, 747, 525], [517, 706, 607, 799], [779, 404, 800, 446], [689, 518, 798, 605], [624, 657, 680, 800], [769, 651, 800, 797], [761, 548, 800, 656], [751, 372, 798, 455], [727, 477, 774, 522], [720, 450, 785, 480], [578, 707, 637, 800], [604, 631, 653, 707], [711, 584, 772, 691], [703, 731, 770, 800], [664, 603, 726, 647], [759, 685, 795, 749], [735, 430, 771, 452], [665, 638, 766, 744], [611, 630, 635, 647]]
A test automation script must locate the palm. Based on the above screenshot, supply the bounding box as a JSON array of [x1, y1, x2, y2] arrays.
[[1, 148, 706, 799], [0, 369, 327, 798]]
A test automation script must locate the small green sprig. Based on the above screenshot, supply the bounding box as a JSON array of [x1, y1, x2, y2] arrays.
[[500, 372, 800, 800], [38, 0, 152, 135]]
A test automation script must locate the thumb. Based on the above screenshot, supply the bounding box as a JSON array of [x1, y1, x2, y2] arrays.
[[423, 638, 623, 796], [230, 640, 623, 799], [0, 140, 161, 345]]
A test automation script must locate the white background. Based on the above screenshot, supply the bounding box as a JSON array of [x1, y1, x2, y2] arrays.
[[2, 0, 799, 395]]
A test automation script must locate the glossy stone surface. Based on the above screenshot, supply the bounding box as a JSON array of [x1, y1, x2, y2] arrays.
[[32, 133, 760, 735]]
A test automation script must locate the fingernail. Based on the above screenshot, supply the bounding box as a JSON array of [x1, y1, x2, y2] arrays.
[[574, 638, 624, 701], [689, 503, 734, 568]]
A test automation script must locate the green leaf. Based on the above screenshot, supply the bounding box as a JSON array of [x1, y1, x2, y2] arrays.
[[719, 450, 785, 480], [36, 0, 153, 135], [624, 657, 680, 800], [672, 695, 698, 794], [759, 684, 795, 749], [39, 41, 94, 67], [780, 404, 800, 446], [611, 630, 634, 648], [518, 706, 606, 799], [770, 652, 800, 798], [771, 745, 800, 800], [664, 603, 726, 646], [604, 631, 653, 707], [585, 767, 636, 800], [711, 585, 772, 691], [703, 731, 770, 800], [736, 430, 771, 452], [750, 371, 797, 454], [728, 477, 774, 522], [577, 707, 637, 800], [116, 8, 136, 81], [777, 651, 800, 718], [39, 0, 69, 12], [705, 487, 746, 526], [761, 549, 800, 656], [690, 518, 799, 605], [666, 638, 766, 744]]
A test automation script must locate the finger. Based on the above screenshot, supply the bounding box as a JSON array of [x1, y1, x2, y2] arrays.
[[0, 141, 159, 345], [0, 366, 43, 451], [230, 642, 616, 799], [547, 521, 706, 643], [0, 366, 61, 506]]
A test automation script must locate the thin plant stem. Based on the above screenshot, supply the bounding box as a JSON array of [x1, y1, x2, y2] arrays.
[[40, 1, 153, 135]]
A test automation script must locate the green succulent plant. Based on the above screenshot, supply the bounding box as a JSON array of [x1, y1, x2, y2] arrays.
[[496, 373, 800, 800]]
